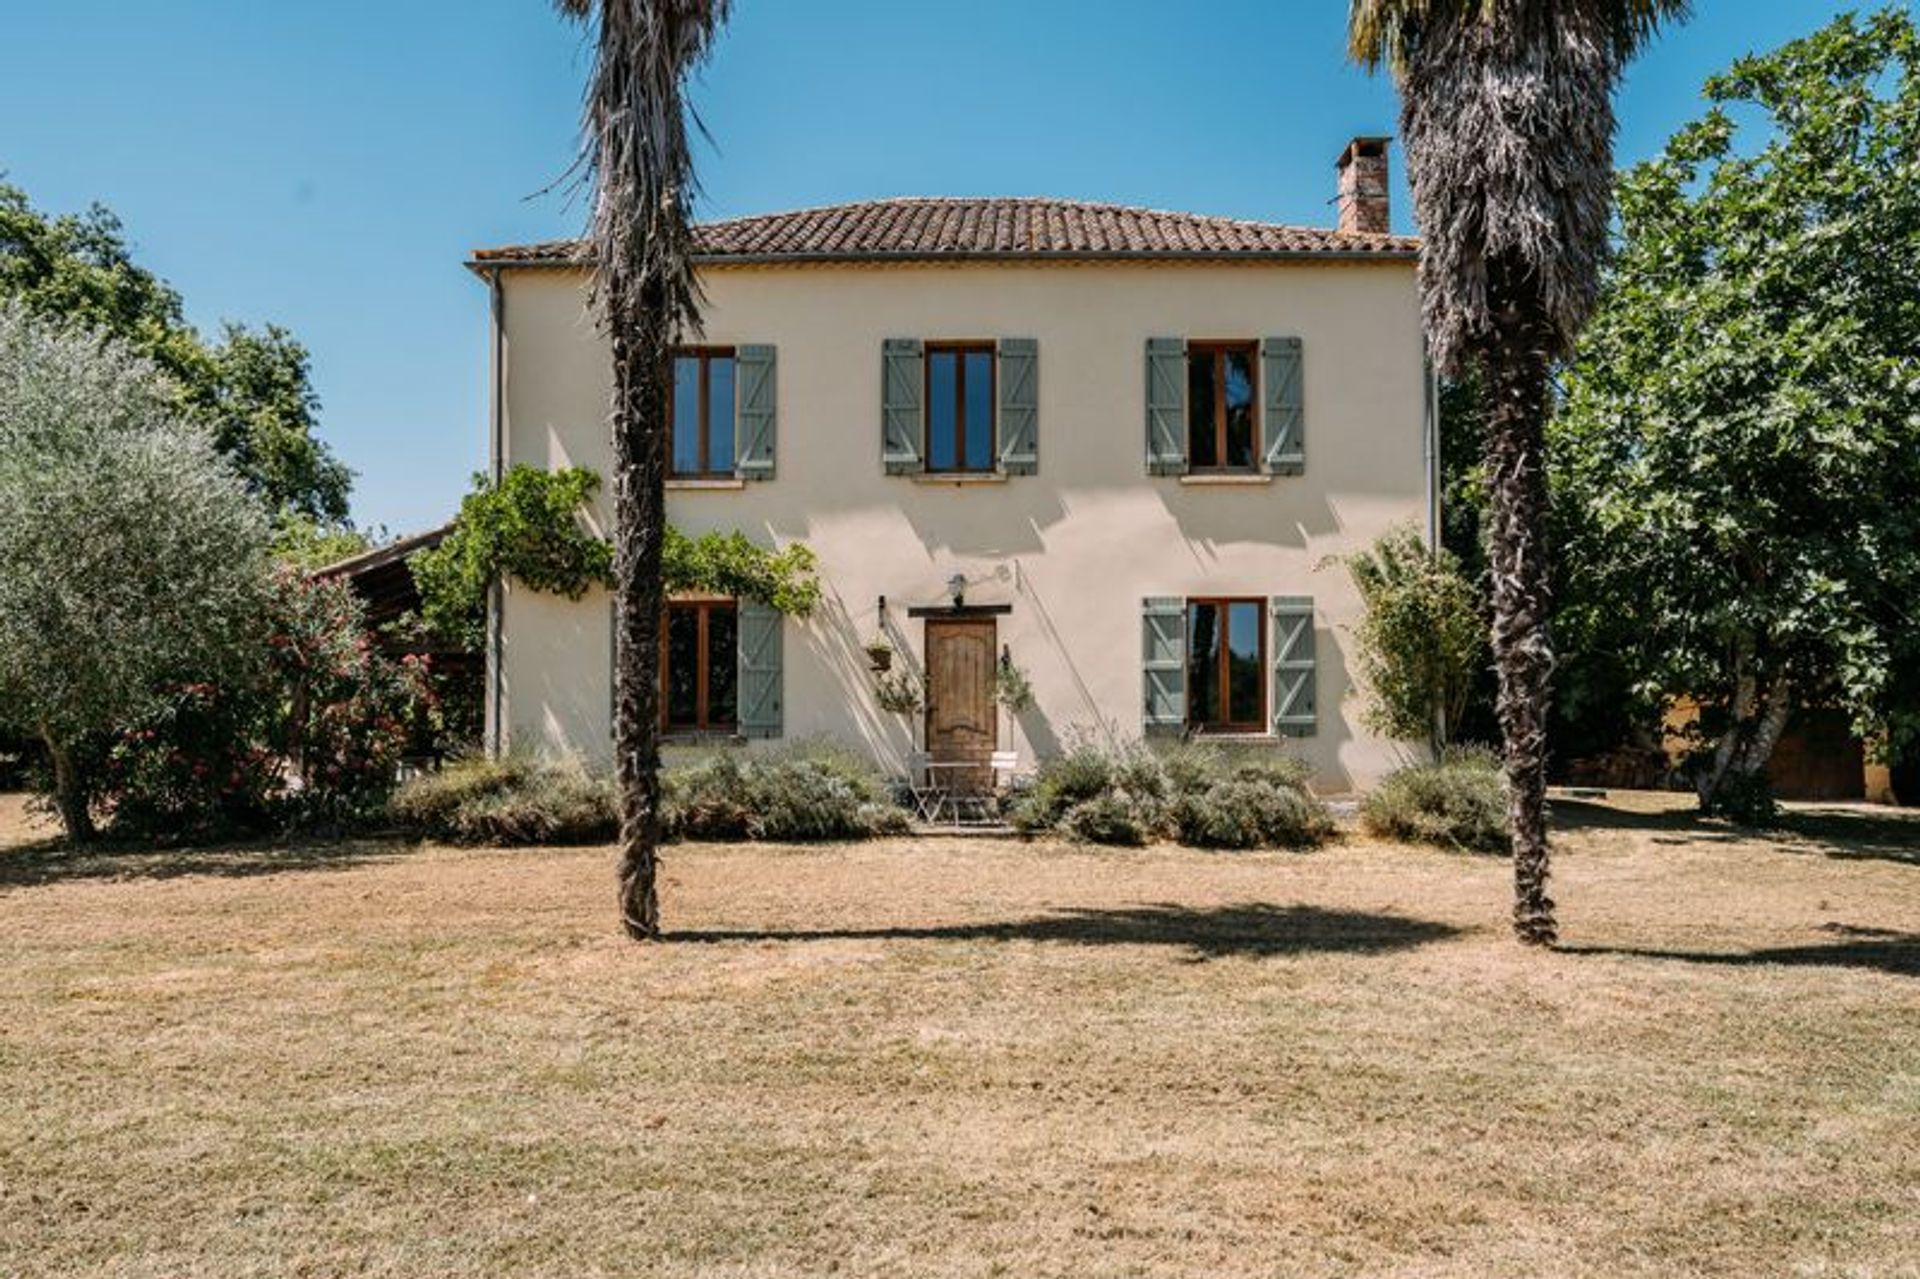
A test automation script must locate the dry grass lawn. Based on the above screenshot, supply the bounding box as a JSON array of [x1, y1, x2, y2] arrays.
[[1, 790, 1916, 1278]]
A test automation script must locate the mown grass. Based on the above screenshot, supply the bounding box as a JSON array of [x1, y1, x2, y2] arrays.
[[1, 791, 1916, 1277]]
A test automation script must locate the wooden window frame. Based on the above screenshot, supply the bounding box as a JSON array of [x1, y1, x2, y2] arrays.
[[1186, 596, 1267, 733], [1185, 340, 1260, 474], [923, 341, 997, 474], [668, 346, 738, 479], [660, 598, 738, 734]]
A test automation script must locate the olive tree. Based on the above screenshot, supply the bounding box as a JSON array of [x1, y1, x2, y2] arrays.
[[0, 303, 268, 840]]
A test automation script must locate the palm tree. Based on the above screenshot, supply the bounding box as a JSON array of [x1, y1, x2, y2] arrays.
[[1349, 0, 1687, 945], [555, 0, 732, 939]]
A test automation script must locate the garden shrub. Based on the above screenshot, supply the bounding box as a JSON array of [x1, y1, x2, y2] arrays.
[[1058, 792, 1154, 846], [98, 571, 429, 840], [1173, 778, 1334, 850], [1361, 748, 1509, 853], [389, 755, 616, 845], [665, 742, 906, 842], [1013, 740, 1331, 850]]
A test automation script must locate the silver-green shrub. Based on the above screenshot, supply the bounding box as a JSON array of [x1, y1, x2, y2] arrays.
[[0, 303, 268, 838]]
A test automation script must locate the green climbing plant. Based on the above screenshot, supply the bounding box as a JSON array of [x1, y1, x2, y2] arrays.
[[411, 465, 819, 648]]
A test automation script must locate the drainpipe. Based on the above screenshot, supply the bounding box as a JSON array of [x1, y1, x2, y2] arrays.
[[1422, 353, 1440, 550], [485, 267, 507, 758]]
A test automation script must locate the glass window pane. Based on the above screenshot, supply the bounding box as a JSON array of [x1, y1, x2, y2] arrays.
[[1187, 602, 1221, 726], [1227, 600, 1263, 724], [1187, 353, 1218, 467], [1224, 349, 1256, 469], [964, 350, 994, 470], [665, 609, 700, 727], [671, 356, 703, 475], [707, 356, 735, 474], [706, 606, 737, 726], [927, 351, 958, 472]]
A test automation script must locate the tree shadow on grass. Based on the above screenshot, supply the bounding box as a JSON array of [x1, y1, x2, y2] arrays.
[[1561, 924, 1920, 979], [670, 903, 1463, 961], [0, 834, 408, 892], [1551, 797, 1920, 867]]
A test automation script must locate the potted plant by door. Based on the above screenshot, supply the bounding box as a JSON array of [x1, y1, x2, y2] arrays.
[[864, 636, 894, 673], [874, 668, 923, 715]]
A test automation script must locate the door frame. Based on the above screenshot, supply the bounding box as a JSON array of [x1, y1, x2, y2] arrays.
[[921, 614, 999, 763]]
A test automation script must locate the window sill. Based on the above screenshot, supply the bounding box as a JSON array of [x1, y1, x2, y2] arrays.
[[660, 731, 745, 746], [666, 477, 746, 491], [1178, 473, 1273, 487], [909, 472, 1009, 486]]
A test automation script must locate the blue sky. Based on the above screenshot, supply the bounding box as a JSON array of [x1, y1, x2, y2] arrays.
[[0, 1, 1888, 533]]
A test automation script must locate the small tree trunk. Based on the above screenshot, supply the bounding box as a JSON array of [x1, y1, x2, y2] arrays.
[[39, 727, 95, 844], [610, 276, 671, 941], [1739, 679, 1794, 777], [1479, 268, 1556, 946], [1697, 643, 1758, 806]]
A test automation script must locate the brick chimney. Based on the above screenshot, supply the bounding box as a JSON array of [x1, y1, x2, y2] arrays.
[[1336, 136, 1392, 235]]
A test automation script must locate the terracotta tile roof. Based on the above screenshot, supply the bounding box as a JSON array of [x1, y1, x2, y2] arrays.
[[469, 197, 1416, 267]]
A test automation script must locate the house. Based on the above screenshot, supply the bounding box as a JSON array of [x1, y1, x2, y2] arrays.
[[466, 137, 1433, 793]]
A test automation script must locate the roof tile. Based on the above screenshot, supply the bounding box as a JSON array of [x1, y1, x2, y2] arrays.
[[470, 197, 1416, 266]]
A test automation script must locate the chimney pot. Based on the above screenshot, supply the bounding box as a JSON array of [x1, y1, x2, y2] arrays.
[[1336, 137, 1392, 236]]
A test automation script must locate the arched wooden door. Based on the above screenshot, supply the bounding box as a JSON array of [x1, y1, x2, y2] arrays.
[[924, 617, 997, 791]]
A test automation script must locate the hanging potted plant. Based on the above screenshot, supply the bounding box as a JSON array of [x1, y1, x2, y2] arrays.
[[864, 635, 894, 673], [995, 648, 1034, 713]]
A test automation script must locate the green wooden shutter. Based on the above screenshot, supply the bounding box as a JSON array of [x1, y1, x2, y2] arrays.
[[997, 338, 1038, 475], [1261, 337, 1304, 475], [1143, 596, 1188, 733], [734, 344, 776, 481], [881, 338, 924, 474], [1270, 596, 1316, 737], [1146, 338, 1187, 475], [737, 602, 783, 738]]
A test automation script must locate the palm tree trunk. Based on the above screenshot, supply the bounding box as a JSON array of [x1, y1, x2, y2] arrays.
[[39, 726, 94, 844], [1480, 265, 1556, 946], [610, 277, 671, 940]]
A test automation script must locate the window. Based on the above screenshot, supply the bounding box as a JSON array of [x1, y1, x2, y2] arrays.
[[670, 348, 736, 477], [1186, 342, 1258, 471], [1187, 598, 1265, 731], [925, 343, 996, 472], [661, 600, 737, 733]]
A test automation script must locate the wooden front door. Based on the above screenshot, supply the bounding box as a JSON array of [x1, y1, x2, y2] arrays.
[[924, 617, 997, 789]]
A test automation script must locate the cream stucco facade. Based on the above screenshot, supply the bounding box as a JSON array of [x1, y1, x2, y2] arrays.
[[481, 255, 1432, 792]]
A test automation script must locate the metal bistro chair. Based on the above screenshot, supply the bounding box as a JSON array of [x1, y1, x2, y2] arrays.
[[905, 751, 946, 824]]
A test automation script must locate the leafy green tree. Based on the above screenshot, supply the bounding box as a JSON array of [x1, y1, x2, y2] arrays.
[[269, 512, 377, 571], [0, 183, 351, 522], [0, 303, 269, 840], [1553, 7, 1920, 822], [1343, 524, 1487, 757], [1350, 0, 1689, 945]]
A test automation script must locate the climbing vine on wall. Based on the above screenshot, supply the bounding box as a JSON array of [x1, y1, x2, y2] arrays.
[[410, 465, 819, 648]]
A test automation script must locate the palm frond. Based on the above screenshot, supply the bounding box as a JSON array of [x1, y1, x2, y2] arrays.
[[554, 0, 732, 336], [1350, 0, 1689, 72]]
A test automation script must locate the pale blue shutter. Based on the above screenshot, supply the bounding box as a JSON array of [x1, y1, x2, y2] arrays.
[[1145, 338, 1187, 475], [737, 602, 783, 738], [1143, 597, 1187, 733], [1270, 596, 1316, 737], [997, 338, 1038, 474], [881, 338, 924, 474], [734, 344, 776, 480], [1261, 337, 1304, 475]]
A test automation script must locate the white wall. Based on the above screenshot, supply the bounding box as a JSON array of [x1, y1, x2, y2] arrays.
[[493, 258, 1428, 791]]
